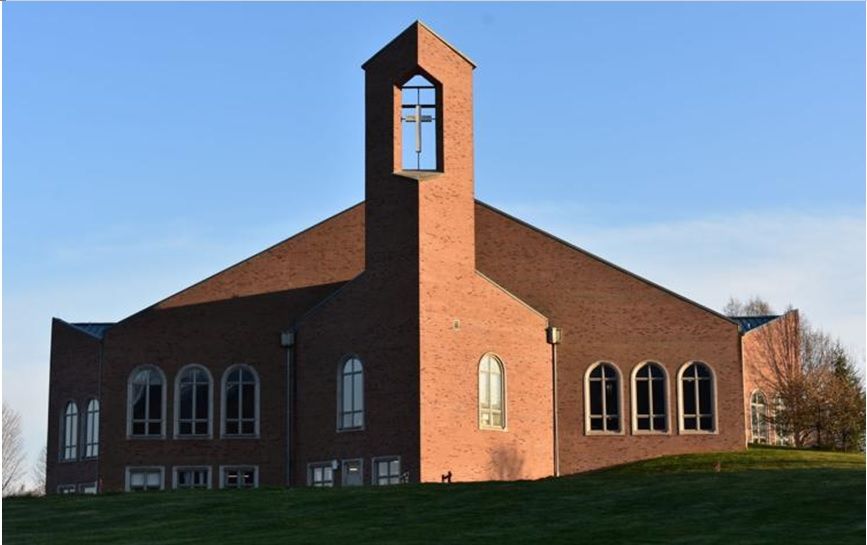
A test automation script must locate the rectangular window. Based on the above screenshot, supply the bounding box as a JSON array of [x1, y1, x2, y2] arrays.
[[79, 483, 98, 495], [174, 467, 211, 489], [372, 457, 402, 486], [308, 463, 334, 487], [126, 467, 164, 491], [57, 485, 76, 495], [221, 466, 257, 489]]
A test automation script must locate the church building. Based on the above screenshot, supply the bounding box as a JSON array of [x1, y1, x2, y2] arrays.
[[48, 22, 772, 494]]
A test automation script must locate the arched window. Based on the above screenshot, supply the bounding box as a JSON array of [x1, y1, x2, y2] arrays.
[[585, 362, 621, 433], [61, 401, 78, 460], [84, 399, 99, 458], [338, 357, 364, 430], [175, 365, 212, 437], [632, 362, 668, 433], [750, 391, 768, 444], [128, 366, 166, 437], [222, 365, 259, 437], [479, 354, 506, 429], [678, 362, 716, 433]]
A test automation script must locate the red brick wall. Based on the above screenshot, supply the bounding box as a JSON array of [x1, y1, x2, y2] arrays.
[[475, 203, 746, 473], [741, 310, 800, 443], [292, 270, 421, 485], [46, 320, 101, 493]]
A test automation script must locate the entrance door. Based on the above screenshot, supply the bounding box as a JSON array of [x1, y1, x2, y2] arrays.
[[342, 459, 363, 487]]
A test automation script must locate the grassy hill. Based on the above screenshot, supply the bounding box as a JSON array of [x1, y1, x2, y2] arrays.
[[3, 447, 864, 544]]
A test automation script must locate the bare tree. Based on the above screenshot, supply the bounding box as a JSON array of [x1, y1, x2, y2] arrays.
[[32, 446, 47, 496], [749, 312, 865, 451], [3, 403, 27, 496], [723, 295, 775, 317]]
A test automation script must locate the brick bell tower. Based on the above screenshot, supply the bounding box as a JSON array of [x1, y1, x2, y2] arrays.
[[361, 20, 476, 279], [362, 23, 553, 483]]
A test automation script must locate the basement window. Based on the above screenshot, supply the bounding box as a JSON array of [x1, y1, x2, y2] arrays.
[[126, 467, 164, 491], [221, 466, 258, 489], [400, 74, 439, 171], [308, 462, 335, 487]]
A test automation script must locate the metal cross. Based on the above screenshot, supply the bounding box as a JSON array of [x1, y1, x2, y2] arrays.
[[402, 87, 435, 170]]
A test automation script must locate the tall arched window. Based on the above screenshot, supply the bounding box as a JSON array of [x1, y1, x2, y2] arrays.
[[175, 365, 212, 437], [750, 390, 768, 444], [222, 365, 259, 437], [62, 401, 78, 460], [632, 362, 668, 433], [678, 362, 716, 433], [338, 357, 364, 430], [84, 399, 99, 458], [128, 366, 166, 437], [479, 354, 506, 429], [585, 362, 621, 433]]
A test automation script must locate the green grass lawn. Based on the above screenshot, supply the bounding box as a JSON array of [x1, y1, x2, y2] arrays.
[[3, 447, 864, 545]]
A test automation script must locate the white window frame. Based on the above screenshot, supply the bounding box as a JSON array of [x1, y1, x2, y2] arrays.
[[174, 364, 214, 439], [172, 466, 212, 489], [57, 484, 77, 495], [478, 353, 507, 430], [307, 461, 336, 487], [61, 400, 79, 461], [750, 390, 769, 444], [125, 466, 165, 492], [219, 465, 259, 489], [630, 361, 670, 435], [220, 364, 260, 438], [341, 458, 364, 487], [127, 365, 167, 439], [584, 361, 624, 435], [337, 356, 365, 431], [83, 398, 100, 459], [676, 361, 719, 434], [78, 482, 98, 495], [371, 456, 403, 486]]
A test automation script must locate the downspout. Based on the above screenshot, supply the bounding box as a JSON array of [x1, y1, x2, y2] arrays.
[[96, 337, 104, 493], [280, 329, 296, 487], [546, 326, 562, 477]]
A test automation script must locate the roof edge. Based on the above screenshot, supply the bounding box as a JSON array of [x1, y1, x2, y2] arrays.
[[475, 270, 548, 323], [475, 199, 739, 328], [114, 201, 365, 328], [54, 318, 114, 340], [362, 20, 476, 70]]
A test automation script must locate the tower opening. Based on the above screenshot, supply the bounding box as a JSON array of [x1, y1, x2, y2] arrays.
[[400, 74, 439, 171]]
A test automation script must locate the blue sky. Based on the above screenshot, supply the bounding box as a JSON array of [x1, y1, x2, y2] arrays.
[[3, 2, 865, 477]]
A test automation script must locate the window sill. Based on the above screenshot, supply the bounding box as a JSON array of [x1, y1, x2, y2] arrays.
[[394, 170, 442, 181], [173, 434, 214, 440], [631, 430, 671, 436], [478, 425, 508, 432], [220, 434, 260, 440], [678, 429, 718, 435], [337, 426, 365, 433], [584, 430, 626, 436], [126, 435, 166, 440]]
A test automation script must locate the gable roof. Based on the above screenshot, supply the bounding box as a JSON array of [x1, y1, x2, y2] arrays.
[[475, 200, 738, 327], [361, 20, 476, 70]]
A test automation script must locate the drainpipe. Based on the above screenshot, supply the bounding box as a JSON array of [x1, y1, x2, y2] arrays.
[[280, 329, 296, 487], [546, 326, 562, 477]]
